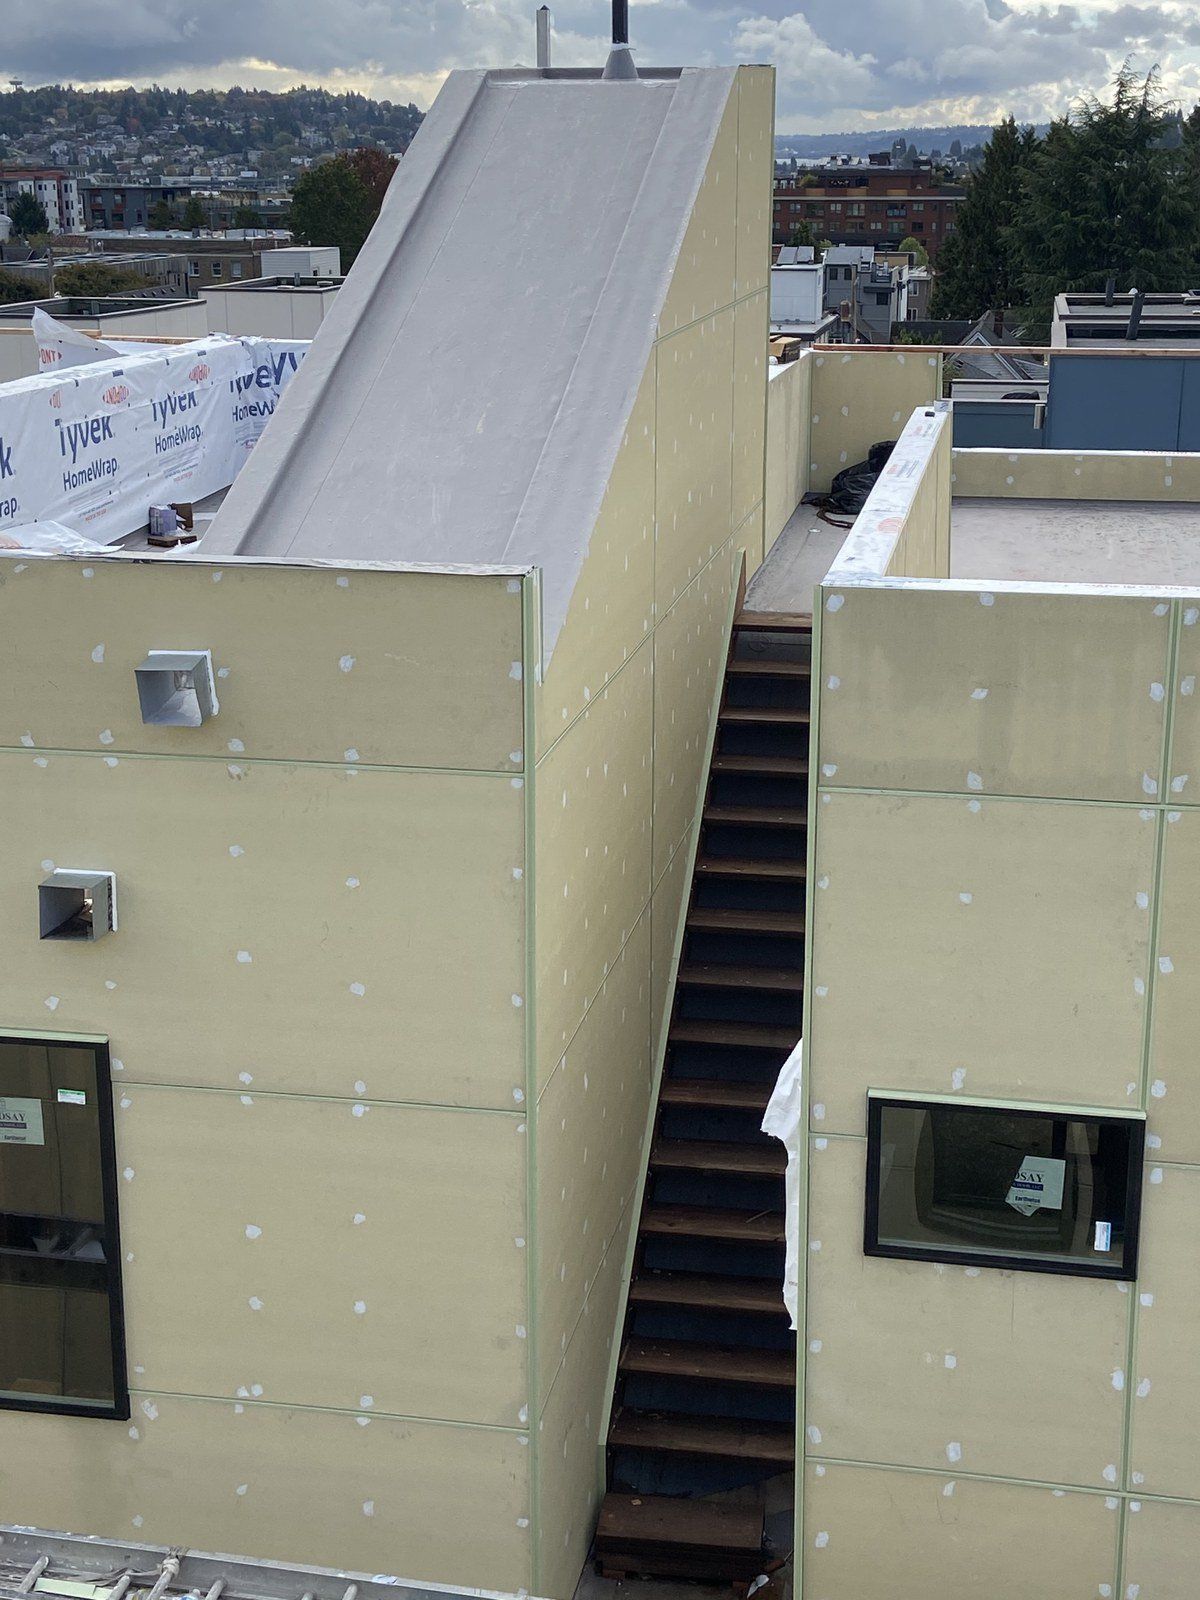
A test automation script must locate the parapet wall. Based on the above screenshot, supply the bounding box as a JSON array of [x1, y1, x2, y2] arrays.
[[801, 567, 1200, 1599]]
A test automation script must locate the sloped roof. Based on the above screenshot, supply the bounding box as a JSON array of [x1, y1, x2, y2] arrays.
[[204, 66, 738, 658]]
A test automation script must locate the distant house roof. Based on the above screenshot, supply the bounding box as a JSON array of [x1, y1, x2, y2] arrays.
[[823, 244, 875, 266]]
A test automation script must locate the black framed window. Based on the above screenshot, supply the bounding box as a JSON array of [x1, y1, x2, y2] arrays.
[[0, 1034, 128, 1418], [864, 1093, 1145, 1280]]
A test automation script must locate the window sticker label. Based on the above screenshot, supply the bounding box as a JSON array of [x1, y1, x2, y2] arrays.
[[1006, 1155, 1066, 1216], [57, 1088, 86, 1106], [0, 1096, 45, 1146], [1094, 1220, 1113, 1252]]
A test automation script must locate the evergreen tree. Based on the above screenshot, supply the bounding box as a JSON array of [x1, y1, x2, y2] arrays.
[[181, 195, 206, 229], [289, 155, 376, 266], [8, 190, 48, 236], [1016, 65, 1200, 333], [787, 219, 815, 249], [929, 116, 1036, 320]]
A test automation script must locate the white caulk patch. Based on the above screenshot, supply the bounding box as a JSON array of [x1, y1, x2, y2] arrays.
[[825, 594, 844, 612], [91, 644, 105, 663], [339, 656, 356, 673], [946, 1442, 962, 1463], [970, 687, 988, 700]]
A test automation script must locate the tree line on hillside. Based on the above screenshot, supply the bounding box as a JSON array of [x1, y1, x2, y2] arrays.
[[930, 65, 1200, 336], [0, 84, 422, 159]]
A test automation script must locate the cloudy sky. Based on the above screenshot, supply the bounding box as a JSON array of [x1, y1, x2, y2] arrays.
[[3, 0, 1199, 132]]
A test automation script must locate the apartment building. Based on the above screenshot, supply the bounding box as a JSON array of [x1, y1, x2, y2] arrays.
[[0, 167, 84, 234], [774, 162, 962, 258]]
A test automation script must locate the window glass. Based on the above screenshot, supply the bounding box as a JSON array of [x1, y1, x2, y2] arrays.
[[0, 1036, 127, 1416], [865, 1095, 1144, 1279]]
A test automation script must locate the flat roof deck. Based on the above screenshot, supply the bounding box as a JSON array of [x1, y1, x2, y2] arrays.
[[747, 496, 1200, 613], [951, 497, 1200, 586]]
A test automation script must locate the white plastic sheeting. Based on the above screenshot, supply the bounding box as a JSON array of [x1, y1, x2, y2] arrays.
[[32, 306, 150, 371], [0, 315, 307, 544], [762, 1037, 803, 1330], [0, 520, 107, 553]]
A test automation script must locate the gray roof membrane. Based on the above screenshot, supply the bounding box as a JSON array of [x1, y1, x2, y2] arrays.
[[205, 66, 738, 659]]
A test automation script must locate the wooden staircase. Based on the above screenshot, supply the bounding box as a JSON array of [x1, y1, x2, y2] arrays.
[[595, 608, 810, 1585]]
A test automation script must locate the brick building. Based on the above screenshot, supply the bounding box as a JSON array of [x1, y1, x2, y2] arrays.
[[774, 162, 963, 258]]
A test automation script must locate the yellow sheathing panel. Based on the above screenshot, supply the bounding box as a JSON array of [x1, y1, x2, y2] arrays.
[[535, 358, 656, 759], [658, 88, 738, 338], [733, 290, 769, 540], [1127, 1163, 1200, 1498], [809, 349, 940, 491], [806, 1137, 1126, 1484], [116, 1087, 528, 1426], [0, 1392, 531, 1592], [765, 355, 812, 555], [654, 309, 736, 615], [1123, 1497, 1200, 1599], [0, 752, 525, 1107], [1164, 603, 1200, 812], [652, 823, 694, 1052], [951, 446, 1200, 501], [652, 549, 735, 880], [534, 650, 654, 1086], [0, 559, 524, 772], [536, 1210, 632, 1600], [800, 1462, 1118, 1600], [536, 914, 652, 1403], [817, 586, 1171, 802], [1147, 809, 1200, 1160], [807, 791, 1154, 1135], [734, 66, 774, 297]]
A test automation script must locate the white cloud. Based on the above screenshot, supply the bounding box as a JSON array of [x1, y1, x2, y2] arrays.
[[2, 0, 1198, 128]]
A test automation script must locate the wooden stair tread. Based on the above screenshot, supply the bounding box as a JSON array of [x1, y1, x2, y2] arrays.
[[610, 1410, 794, 1463], [596, 1491, 764, 1555], [660, 1079, 774, 1112], [628, 1271, 789, 1315], [621, 1338, 796, 1388], [720, 705, 811, 725], [695, 855, 805, 880], [670, 1019, 797, 1050], [678, 963, 802, 992], [710, 753, 808, 776], [703, 804, 806, 828], [687, 907, 805, 936], [735, 611, 813, 633], [727, 658, 811, 679], [641, 1205, 786, 1243], [651, 1138, 785, 1177]]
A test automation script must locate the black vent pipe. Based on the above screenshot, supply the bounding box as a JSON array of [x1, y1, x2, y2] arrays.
[[612, 0, 628, 43]]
